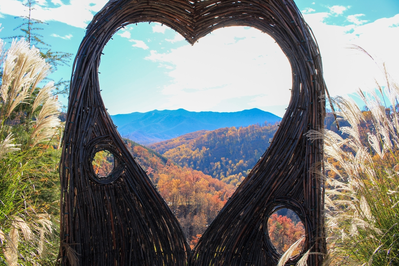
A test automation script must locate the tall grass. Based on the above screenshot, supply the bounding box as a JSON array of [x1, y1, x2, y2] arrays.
[[0, 38, 61, 265], [311, 65, 399, 265], [277, 58, 399, 265]]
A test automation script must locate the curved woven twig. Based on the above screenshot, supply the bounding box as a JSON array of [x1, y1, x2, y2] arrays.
[[59, 0, 327, 265]]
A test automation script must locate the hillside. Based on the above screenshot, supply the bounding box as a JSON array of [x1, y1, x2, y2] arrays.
[[111, 108, 281, 144], [121, 139, 235, 247], [149, 123, 279, 186]]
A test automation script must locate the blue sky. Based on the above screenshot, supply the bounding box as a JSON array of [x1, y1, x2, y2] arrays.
[[0, 0, 398, 117]]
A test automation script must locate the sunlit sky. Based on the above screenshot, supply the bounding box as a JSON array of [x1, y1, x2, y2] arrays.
[[1, 0, 399, 117]]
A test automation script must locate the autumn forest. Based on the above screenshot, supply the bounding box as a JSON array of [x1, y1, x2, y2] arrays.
[[91, 122, 305, 251]]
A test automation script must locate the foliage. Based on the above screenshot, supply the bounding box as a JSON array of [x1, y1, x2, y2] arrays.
[[92, 150, 115, 177], [130, 138, 308, 252], [150, 123, 278, 186], [309, 68, 399, 265], [268, 212, 305, 255], [124, 139, 235, 247], [0, 38, 62, 265], [8, 0, 46, 48]]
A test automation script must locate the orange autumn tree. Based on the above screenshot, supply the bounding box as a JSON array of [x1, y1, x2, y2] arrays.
[[268, 212, 305, 255], [156, 161, 233, 246], [190, 234, 202, 249], [92, 150, 114, 177], [123, 139, 235, 247]]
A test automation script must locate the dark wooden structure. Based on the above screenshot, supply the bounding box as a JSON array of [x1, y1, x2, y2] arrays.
[[59, 0, 327, 265]]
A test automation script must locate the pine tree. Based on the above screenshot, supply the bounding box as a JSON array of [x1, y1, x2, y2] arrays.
[[5, 0, 72, 95]]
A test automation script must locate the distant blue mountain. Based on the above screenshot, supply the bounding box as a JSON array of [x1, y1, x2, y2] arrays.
[[111, 108, 281, 145]]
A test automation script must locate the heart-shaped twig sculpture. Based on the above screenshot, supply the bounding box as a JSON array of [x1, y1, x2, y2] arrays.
[[59, 0, 327, 265]]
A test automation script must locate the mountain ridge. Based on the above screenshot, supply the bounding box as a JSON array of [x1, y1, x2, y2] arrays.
[[111, 108, 281, 144]]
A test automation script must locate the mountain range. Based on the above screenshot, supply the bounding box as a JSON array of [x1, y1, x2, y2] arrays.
[[149, 123, 278, 185], [111, 108, 281, 144]]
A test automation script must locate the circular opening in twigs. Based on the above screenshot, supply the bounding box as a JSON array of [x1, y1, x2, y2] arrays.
[[92, 149, 115, 179], [88, 143, 125, 184], [267, 207, 305, 256]]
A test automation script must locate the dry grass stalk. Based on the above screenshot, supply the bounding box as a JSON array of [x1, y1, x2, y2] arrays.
[[0, 39, 50, 118], [61, 242, 79, 266], [30, 83, 61, 146], [0, 229, 5, 245], [3, 216, 32, 266], [35, 214, 53, 257], [322, 64, 399, 264], [0, 38, 61, 146], [0, 38, 59, 264], [4, 226, 19, 266], [277, 236, 305, 266], [0, 133, 20, 159], [296, 249, 311, 266], [0, 39, 5, 66], [31, 81, 54, 112]]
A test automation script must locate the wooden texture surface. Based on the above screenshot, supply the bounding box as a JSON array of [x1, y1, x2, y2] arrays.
[[59, 0, 327, 265]]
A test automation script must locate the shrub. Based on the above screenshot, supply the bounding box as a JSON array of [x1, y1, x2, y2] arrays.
[[0, 39, 62, 265], [308, 67, 399, 265]]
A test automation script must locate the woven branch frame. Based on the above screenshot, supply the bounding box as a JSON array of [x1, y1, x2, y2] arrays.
[[60, 0, 327, 265]]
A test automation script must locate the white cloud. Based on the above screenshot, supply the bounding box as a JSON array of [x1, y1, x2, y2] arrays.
[[146, 27, 292, 115], [2, 0, 396, 116], [302, 8, 316, 14], [130, 39, 149, 50], [152, 23, 166, 34], [302, 13, 399, 98], [328, 5, 350, 16], [51, 33, 73, 40], [117, 28, 151, 50], [144, 12, 399, 115], [118, 31, 131, 39], [0, 0, 108, 28], [35, 0, 47, 6], [166, 33, 184, 43], [51, 0, 63, 6], [0, 0, 25, 18], [347, 14, 368, 25]]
